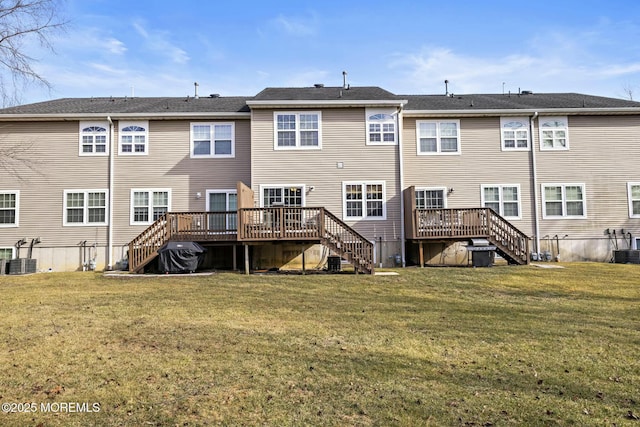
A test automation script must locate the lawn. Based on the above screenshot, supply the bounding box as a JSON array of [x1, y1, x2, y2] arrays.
[[0, 263, 639, 426]]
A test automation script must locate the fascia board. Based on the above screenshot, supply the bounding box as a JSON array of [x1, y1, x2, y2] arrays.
[[0, 112, 252, 121], [247, 100, 408, 108], [403, 107, 640, 117]]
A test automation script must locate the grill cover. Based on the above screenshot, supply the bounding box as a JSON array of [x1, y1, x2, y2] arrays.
[[157, 241, 206, 273]]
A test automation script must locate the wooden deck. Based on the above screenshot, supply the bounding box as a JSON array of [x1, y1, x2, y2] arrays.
[[402, 186, 530, 265], [407, 207, 530, 265], [128, 207, 375, 274]]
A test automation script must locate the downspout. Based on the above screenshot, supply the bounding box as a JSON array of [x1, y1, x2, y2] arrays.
[[107, 116, 114, 270], [529, 111, 540, 257], [397, 105, 406, 267]]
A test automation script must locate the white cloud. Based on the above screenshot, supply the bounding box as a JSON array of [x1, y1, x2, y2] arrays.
[[388, 43, 640, 97], [131, 20, 189, 64], [105, 38, 127, 55], [272, 14, 317, 37]]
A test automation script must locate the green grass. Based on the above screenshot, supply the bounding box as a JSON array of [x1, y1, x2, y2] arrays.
[[1, 263, 639, 426]]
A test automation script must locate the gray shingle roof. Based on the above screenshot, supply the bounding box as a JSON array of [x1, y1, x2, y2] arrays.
[[403, 92, 640, 110], [0, 96, 251, 115], [252, 86, 403, 101], [1, 88, 639, 117]]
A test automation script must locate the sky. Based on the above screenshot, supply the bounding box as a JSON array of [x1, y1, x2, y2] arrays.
[[16, 0, 640, 104]]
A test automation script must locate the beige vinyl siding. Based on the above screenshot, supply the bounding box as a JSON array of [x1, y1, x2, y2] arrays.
[[0, 121, 109, 248], [535, 115, 640, 239], [403, 116, 535, 236], [112, 119, 251, 246], [251, 108, 401, 240]]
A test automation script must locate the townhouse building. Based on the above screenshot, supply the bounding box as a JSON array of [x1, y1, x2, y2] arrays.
[[1, 85, 639, 273]]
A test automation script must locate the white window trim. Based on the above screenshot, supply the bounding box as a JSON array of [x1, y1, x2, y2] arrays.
[[480, 184, 522, 220], [118, 120, 149, 155], [63, 189, 109, 226], [500, 117, 530, 151], [415, 187, 448, 209], [79, 121, 109, 156], [130, 188, 172, 226], [0, 246, 16, 260], [273, 111, 322, 150], [190, 122, 236, 159], [366, 108, 397, 146], [206, 189, 238, 211], [342, 181, 387, 221], [627, 182, 640, 218], [259, 184, 306, 207], [0, 190, 19, 228], [416, 119, 461, 155], [539, 116, 570, 151], [541, 183, 587, 219]]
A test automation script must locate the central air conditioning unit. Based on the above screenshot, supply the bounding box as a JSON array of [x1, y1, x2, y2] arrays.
[[8, 258, 37, 275]]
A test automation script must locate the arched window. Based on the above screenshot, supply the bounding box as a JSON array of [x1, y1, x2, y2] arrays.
[[366, 109, 396, 144], [119, 122, 148, 154], [500, 117, 529, 150], [79, 122, 108, 155]]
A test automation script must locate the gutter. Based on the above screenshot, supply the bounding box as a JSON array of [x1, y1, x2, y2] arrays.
[[397, 106, 406, 267], [530, 112, 540, 257], [403, 107, 640, 117], [107, 116, 114, 271], [0, 112, 252, 121], [247, 100, 408, 108]]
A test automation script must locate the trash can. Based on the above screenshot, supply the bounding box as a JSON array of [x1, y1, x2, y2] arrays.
[[327, 256, 341, 272]]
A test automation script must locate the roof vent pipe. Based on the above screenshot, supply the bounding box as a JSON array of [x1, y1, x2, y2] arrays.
[[194, 82, 199, 99], [445, 79, 449, 96], [342, 71, 349, 89]]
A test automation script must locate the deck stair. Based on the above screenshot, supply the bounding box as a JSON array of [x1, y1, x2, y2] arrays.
[[411, 207, 529, 265], [128, 208, 374, 274]]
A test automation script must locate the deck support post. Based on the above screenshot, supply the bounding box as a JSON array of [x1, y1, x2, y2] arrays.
[[232, 244, 237, 271], [301, 245, 306, 275], [244, 244, 249, 275], [419, 241, 424, 268]]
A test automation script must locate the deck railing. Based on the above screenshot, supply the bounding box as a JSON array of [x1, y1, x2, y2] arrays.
[[239, 207, 323, 240], [129, 208, 374, 274], [412, 207, 529, 264]]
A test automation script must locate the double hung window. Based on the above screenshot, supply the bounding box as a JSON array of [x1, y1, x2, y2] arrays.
[[119, 121, 148, 154], [539, 117, 569, 150], [63, 190, 108, 226], [542, 184, 586, 218], [274, 112, 321, 149], [415, 188, 446, 209], [500, 118, 530, 150], [481, 185, 521, 219], [79, 122, 108, 155], [191, 123, 235, 158], [0, 191, 19, 227], [416, 120, 460, 154], [343, 182, 386, 220], [366, 109, 396, 144], [131, 189, 170, 225], [627, 183, 640, 218]]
